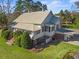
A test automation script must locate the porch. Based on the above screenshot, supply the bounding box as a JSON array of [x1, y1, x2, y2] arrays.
[[32, 35, 59, 48], [30, 24, 56, 40]]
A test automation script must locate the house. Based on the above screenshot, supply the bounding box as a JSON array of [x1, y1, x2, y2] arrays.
[[11, 11, 61, 46]]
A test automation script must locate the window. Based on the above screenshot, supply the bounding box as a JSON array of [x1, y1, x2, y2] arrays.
[[42, 27, 45, 32], [49, 27, 50, 32], [42, 26, 51, 32], [45, 26, 48, 32], [45, 26, 47, 32], [52, 26, 54, 31], [44, 26, 50, 32]]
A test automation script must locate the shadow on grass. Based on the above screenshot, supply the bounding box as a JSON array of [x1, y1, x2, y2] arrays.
[[30, 40, 63, 52], [47, 40, 62, 46], [63, 51, 79, 59]]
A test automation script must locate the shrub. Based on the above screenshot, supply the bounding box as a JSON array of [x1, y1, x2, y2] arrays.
[[2, 28, 8, 32], [13, 31, 23, 38], [21, 32, 32, 49], [13, 31, 23, 47], [15, 35, 22, 47], [14, 31, 32, 49], [1, 29, 11, 40]]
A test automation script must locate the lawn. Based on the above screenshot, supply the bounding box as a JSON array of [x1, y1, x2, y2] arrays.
[[0, 37, 79, 59]]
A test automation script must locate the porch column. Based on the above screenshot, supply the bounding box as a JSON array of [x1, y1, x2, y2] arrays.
[[29, 32, 35, 39]]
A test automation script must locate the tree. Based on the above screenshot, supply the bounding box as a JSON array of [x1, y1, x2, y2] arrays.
[[15, 0, 23, 13], [0, 0, 14, 14], [15, 0, 32, 13], [0, 0, 6, 12], [32, 1, 47, 12], [7, 0, 11, 14], [59, 10, 73, 25], [59, 10, 65, 24], [75, 1, 79, 8], [0, 12, 8, 28], [15, 0, 47, 13], [25, 1, 32, 12], [64, 10, 71, 24], [43, 4, 47, 11], [59, 10, 64, 17]]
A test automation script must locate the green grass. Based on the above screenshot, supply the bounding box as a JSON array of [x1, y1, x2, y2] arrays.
[[0, 38, 38, 59], [0, 38, 79, 59], [37, 42, 79, 59]]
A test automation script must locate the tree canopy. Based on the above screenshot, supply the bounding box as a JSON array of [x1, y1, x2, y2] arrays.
[[15, 0, 47, 13], [0, 12, 8, 28], [59, 10, 76, 25]]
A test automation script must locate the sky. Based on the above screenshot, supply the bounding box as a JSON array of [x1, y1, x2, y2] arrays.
[[0, 0, 79, 14], [33, 0, 79, 13]]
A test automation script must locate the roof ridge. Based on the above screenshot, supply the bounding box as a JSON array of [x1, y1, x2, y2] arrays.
[[23, 11, 49, 14]]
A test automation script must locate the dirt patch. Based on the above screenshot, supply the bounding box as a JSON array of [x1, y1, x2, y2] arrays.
[[29, 48, 44, 52], [6, 38, 15, 46]]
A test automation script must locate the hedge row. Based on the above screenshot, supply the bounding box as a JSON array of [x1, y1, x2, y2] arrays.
[[1, 29, 32, 49], [13, 31, 32, 49]]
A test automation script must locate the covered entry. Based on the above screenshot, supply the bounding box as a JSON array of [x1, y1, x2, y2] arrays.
[[32, 36, 49, 47], [55, 28, 74, 41]]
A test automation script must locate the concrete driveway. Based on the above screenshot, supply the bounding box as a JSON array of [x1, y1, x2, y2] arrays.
[[67, 41, 79, 46], [65, 29, 79, 46]]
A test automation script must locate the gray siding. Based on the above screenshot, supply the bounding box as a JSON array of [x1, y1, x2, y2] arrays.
[[41, 12, 53, 25]]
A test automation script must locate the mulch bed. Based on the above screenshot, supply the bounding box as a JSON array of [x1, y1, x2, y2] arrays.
[[29, 48, 44, 52]]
